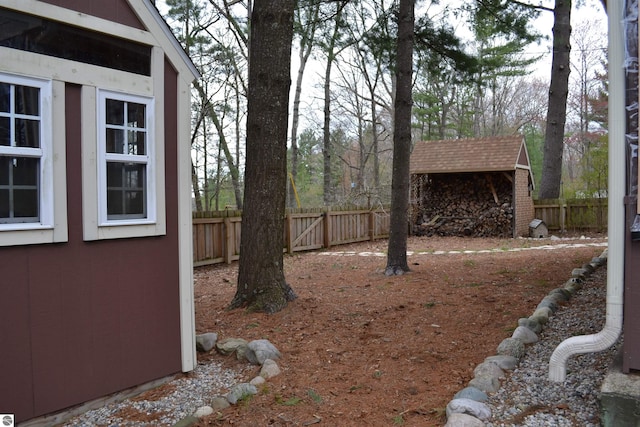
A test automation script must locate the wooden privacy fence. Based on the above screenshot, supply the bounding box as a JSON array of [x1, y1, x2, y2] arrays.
[[534, 198, 608, 232], [193, 208, 391, 267], [193, 199, 606, 266]]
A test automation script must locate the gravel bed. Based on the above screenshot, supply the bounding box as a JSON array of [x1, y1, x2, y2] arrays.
[[485, 266, 622, 427], [61, 361, 247, 426]]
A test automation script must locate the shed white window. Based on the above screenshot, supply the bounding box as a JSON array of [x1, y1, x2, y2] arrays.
[[0, 75, 50, 225], [82, 83, 165, 241], [0, 72, 69, 245], [98, 91, 155, 224]]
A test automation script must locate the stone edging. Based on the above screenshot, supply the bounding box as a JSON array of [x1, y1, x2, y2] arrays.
[[442, 249, 609, 426], [172, 337, 284, 427]]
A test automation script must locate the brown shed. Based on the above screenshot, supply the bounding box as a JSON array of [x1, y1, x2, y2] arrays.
[[0, 0, 199, 423], [410, 135, 535, 238]]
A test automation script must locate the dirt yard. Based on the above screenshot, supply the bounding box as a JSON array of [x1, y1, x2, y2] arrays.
[[191, 234, 607, 427]]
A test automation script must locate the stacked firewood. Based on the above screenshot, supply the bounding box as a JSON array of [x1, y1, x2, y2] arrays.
[[413, 173, 514, 237]]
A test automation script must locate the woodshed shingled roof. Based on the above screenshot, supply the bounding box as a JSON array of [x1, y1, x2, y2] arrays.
[[410, 135, 530, 174]]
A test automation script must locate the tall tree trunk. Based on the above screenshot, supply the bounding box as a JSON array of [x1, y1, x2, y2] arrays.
[[385, 0, 414, 276], [323, 53, 335, 205], [230, 0, 297, 313], [368, 83, 380, 193], [322, 4, 344, 206], [191, 162, 203, 212], [190, 107, 207, 212], [438, 85, 456, 139], [289, 3, 320, 208], [539, 0, 571, 199]]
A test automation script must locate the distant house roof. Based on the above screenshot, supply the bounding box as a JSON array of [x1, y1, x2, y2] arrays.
[[410, 135, 532, 175]]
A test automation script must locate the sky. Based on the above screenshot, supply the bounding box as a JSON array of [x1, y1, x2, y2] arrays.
[[154, 0, 608, 81], [529, 0, 608, 80], [156, 0, 609, 173]]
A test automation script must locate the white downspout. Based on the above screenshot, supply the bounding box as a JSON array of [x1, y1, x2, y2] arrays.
[[548, 0, 626, 382]]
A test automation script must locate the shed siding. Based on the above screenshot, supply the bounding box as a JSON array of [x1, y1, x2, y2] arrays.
[[514, 168, 534, 237], [624, 200, 640, 372], [0, 248, 34, 418], [0, 67, 182, 423], [39, 0, 145, 29]]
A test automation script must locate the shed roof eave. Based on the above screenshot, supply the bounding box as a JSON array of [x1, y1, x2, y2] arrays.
[[410, 168, 516, 175], [410, 135, 528, 174], [141, 0, 201, 82]]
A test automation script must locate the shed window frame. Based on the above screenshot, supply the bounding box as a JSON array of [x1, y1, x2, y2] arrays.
[[81, 45, 166, 241], [0, 70, 67, 246], [97, 90, 155, 226]]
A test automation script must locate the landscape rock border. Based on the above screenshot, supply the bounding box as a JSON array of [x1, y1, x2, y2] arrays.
[[443, 249, 608, 426], [173, 336, 283, 426]]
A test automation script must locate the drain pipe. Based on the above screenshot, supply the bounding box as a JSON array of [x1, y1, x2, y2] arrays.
[[548, 1, 625, 382]]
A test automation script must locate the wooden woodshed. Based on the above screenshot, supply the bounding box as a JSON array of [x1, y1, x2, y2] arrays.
[[409, 135, 535, 238], [0, 0, 199, 423]]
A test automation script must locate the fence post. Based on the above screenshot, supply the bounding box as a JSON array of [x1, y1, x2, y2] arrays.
[[324, 208, 332, 249], [224, 217, 233, 264], [560, 201, 566, 232], [286, 212, 293, 254], [369, 211, 375, 241]]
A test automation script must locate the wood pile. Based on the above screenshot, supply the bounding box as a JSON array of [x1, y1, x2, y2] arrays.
[[413, 173, 514, 237]]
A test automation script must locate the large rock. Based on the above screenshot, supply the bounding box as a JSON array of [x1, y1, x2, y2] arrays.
[[518, 317, 542, 333], [591, 254, 607, 267], [216, 338, 248, 356], [484, 355, 518, 370], [250, 376, 266, 386], [512, 326, 539, 344], [195, 332, 218, 353], [211, 396, 231, 411], [246, 339, 281, 365], [468, 375, 501, 393], [548, 287, 572, 302], [453, 386, 488, 402], [529, 313, 548, 326], [497, 337, 525, 359], [444, 412, 485, 427], [446, 398, 491, 421], [226, 383, 258, 405], [536, 297, 559, 313], [531, 307, 552, 323], [473, 361, 504, 379], [236, 342, 251, 362], [193, 406, 214, 417], [563, 279, 583, 294], [172, 416, 199, 427], [259, 359, 281, 379], [571, 267, 588, 280]]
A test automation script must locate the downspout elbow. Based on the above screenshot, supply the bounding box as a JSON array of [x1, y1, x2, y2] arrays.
[[548, 308, 623, 382]]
